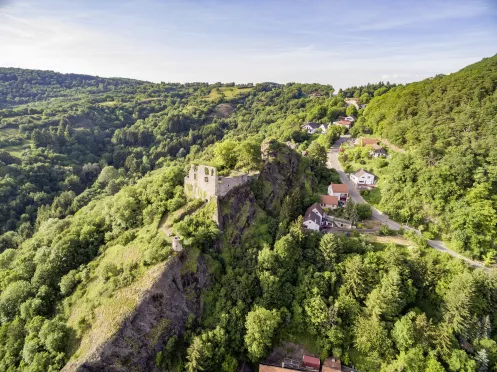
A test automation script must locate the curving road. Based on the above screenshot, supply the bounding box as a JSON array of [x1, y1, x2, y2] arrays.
[[327, 135, 488, 270]]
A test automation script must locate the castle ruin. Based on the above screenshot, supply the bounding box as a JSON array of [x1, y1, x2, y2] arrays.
[[172, 236, 183, 252], [184, 164, 255, 200]]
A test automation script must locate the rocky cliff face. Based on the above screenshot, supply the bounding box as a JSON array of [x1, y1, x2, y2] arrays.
[[63, 140, 310, 371], [258, 139, 314, 217], [219, 140, 312, 247], [63, 252, 209, 372]]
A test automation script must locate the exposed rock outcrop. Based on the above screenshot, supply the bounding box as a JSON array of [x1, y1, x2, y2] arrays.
[[63, 140, 312, 371], [63, 252, 209, 372], [258, 139, 314, 217], [219, 140, 314, 247]]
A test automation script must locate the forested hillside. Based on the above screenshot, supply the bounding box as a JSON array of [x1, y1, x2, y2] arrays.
[[0, 68, 341, 370], [0, 63, 496, 372], [353, 54, 497, 259]]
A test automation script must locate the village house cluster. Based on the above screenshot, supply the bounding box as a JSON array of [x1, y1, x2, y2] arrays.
[[302, 115, 356, 135], [302, 183, 354, 231], [260, 355, 352, 372]]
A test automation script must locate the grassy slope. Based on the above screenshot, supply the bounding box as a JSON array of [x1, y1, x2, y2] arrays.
[[203, 87, 253, 101]]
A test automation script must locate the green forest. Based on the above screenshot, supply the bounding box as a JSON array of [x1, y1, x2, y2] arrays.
[[0, 56, 496, 372], [352, 55, 497, 260]]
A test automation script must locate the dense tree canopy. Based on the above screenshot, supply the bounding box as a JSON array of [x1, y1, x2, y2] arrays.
[[0, 61, 496, 372], [352, 54, 497, 259]]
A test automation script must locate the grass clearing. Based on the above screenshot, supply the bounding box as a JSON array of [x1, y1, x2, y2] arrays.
[[362, 187, 382, 206], [66, 260, 167, 363], [364, 234, 413, 246], [1, 141, 31, 156], [65, 223, 174, 364], [98, 101, 120, 107], [203, 87, 253, 101]]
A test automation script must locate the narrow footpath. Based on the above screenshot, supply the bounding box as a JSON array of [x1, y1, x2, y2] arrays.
[[327, 135, 488, 270]]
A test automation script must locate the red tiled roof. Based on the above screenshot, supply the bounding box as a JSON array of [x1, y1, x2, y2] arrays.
[[259, 365, 295, 372], [337, 120, 352, 125], [361, 138, 378, 145], [330, 183, 349, 193], [320, 195, 338, 206], [303, 355, 321, 369]]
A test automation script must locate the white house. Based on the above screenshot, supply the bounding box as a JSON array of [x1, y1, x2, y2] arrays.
[[319, 123, 330, 133], [302, 122, 320, 134], [319, 195, 339, 209], [303, 203, 326, 230], [328, 183, 349, 203], [350, 169, 376, 186]]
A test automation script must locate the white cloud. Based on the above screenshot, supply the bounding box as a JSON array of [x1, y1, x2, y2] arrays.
[[0, 0, 495, 88]]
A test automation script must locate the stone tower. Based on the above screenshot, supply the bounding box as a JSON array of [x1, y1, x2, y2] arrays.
[[172, 236, 183, 252]]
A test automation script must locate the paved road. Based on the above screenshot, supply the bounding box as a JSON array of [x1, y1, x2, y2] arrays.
[[327, 135, 487, 270]]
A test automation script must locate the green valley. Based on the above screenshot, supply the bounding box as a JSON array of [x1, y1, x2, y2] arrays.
[[0, 55, 496, 372]]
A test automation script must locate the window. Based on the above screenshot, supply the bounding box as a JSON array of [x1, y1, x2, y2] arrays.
[[204, 177, 209, 182], [205, 167, 209, 175], [193, 174, 197, 180], [211, 169, 214, 176]]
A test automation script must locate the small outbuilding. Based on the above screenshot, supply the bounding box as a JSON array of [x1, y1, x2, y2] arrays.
[[302, 355, 320, 371]]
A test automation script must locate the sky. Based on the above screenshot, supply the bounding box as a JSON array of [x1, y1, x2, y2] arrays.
[[0, 0, 496, 89]]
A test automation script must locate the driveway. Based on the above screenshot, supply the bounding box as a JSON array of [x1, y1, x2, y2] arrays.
[[327, 136, 487, 270]]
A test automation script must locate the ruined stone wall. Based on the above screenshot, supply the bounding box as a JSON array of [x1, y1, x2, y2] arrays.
[[218, 174, 254, 197], [185, 164, 258, 200], [184, 164, 218, 200]]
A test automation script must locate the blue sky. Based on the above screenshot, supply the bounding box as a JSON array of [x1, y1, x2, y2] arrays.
[[0, 0, 496, 88]]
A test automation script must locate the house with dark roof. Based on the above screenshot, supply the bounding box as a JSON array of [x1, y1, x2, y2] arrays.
[[370, 144, 387, 158], [350, 168, 376, 186], [302, 122, 320, 134], [303, 203, 327, 231]]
